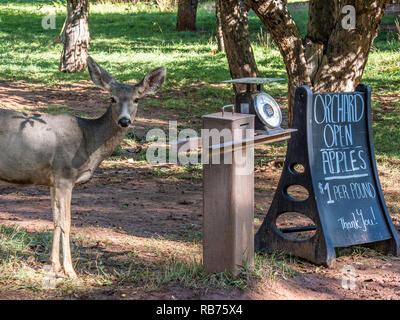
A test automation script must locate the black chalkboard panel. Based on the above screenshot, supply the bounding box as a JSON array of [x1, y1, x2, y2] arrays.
[[308, 90, 391, 247]]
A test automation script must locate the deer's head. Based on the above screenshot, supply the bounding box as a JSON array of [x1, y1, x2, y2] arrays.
[[87, 56, 166, 128]]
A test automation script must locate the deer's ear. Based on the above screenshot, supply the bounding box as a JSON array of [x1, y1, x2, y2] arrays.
[[138, 67, 166, 96], [87, 56, 117, 91]]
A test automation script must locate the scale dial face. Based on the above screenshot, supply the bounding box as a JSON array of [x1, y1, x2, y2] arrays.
[[254, 92, 282, 129]]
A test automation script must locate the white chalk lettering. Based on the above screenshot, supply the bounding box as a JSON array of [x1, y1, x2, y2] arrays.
[[338, 207, 378, 232], [323, 124, 353, 148], [350, 182, 376, 200], [321, 147, 366, 175], [321, 182, 376, 203], [314, 93, 364, 125]]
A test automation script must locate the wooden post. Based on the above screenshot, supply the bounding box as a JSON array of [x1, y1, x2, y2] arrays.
[[202, 112, 255, 274]]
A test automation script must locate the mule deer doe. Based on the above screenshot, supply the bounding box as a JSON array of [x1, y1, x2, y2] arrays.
[[0, 57, 166, 278]]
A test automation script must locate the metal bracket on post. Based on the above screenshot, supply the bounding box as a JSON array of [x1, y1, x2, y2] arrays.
[[221, 104, 235, 116]]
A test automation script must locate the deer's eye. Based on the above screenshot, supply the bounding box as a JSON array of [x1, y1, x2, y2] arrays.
[[134, 98, 139, 103], [110, 97, 117, 103]]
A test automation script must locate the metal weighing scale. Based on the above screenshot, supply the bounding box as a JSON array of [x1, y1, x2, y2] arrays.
[[202, 77, 297, 274], [222, 77, 286, 134], [165, 77, 297, 274]]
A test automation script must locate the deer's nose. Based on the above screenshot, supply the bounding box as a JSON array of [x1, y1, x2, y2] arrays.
[[118, 118, 131, 127]]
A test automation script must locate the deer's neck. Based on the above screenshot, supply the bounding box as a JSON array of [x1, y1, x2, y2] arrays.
[[82, 106, 128, 161]]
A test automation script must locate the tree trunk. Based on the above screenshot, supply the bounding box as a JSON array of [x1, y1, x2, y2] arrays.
[[176, 0, 198, 31], [219, 0, 259, 93], [246, 0, 389, 126], [215, 0, 225, 52], [60, 0, 90, 73]]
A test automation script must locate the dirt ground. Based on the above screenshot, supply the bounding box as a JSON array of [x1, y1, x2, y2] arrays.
[[0, 81, 400, 300]]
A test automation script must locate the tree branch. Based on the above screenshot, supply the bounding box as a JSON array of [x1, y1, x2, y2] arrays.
[[247, 0, 309, 83], [220, 0, 259, 93], [313, 0, 390, 92], [306, 0, 340, 45], [246, 0, 311, 124]]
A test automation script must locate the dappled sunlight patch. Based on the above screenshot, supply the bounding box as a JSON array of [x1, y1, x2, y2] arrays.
[[134, 116, 169, 126]]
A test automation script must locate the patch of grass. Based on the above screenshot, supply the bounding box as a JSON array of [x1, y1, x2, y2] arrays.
[[373, 111, 400, 160], [255, 141, 287, 167], [0, 225, 51, 291], [336, 245, 383, 259], [123, 246, 296, 291], [381, 13, 400, 25], [180, 223, 202, 243], [112, 146, 124, 157], [116, 251, 297, 291], [0, 225, 34, 257], [38, 105, 73, 115], [0, 224, 297, 294], [147, 164, 202, 181]]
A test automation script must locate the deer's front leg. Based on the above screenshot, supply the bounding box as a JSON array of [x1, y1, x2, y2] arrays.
[[50, 187, 62, 276], [54, 183, 77, 278]]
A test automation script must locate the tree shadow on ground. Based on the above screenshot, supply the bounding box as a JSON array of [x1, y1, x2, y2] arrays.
[[0, 163, 203, 243]]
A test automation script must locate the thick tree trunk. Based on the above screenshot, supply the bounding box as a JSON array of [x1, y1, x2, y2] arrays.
[[176, 0, 198, 31], [219, 0, 259, 93], [60, 0, 90, 73], [215, 0, 225, 52], [246, 0, 389, 126]]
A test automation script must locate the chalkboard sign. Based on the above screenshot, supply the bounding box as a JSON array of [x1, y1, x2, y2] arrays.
[[255, 85, 400, 266], [309, 91, 392, 246]]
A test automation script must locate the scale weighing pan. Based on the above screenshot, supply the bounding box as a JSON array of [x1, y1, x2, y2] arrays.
[[222, 78, 285, 84]]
